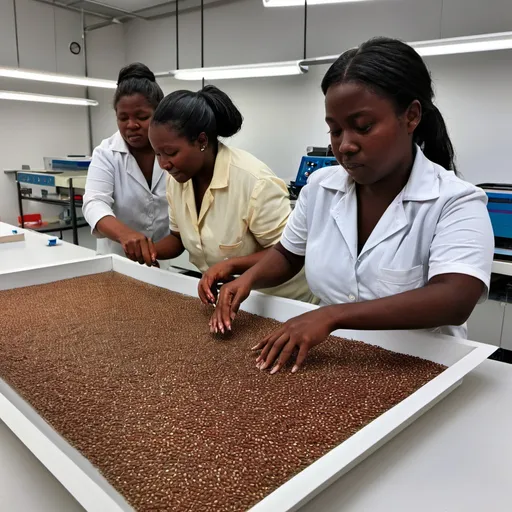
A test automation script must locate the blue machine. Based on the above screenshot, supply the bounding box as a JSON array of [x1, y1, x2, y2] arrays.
[[43, 156, 91, 172], [294, 155, 338, 187], [479, 183, 512, 259], [17, 172, 58, 187], [289, 151, 338, 199]]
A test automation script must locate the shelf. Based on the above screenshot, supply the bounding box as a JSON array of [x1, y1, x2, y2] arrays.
[[25, 221, 88, 234], [19, 195, 83, 207]]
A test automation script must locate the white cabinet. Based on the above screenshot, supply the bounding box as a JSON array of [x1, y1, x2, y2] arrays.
[[467, 300, 505, 347]]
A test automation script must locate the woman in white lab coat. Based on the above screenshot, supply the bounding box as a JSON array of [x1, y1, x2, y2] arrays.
[[211, 37, 494, 373], [83, 63, 168, 264]]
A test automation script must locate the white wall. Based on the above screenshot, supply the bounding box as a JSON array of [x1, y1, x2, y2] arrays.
[[427, 51, 512, 185], [153, 49, 512, 187], [120, 0, 512, 185], [0, 0, 95, 248], [86, 23, 126, 147], [115, 0, 512, 182], [2, 0, 512, 245]]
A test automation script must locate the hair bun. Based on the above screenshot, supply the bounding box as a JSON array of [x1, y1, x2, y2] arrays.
[[117, 63, 156, 84], [199, 85, 243, 138]]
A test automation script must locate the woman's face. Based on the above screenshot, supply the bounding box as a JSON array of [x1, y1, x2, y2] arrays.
[[149, 123, 207, 183], [325, 82, 421, 186], [116, 94, 154, 150]]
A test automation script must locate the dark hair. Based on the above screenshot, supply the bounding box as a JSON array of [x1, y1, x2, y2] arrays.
[[321, 37, 456, 172], [151, 85, 243, 143], [113, 63, 164, 109]]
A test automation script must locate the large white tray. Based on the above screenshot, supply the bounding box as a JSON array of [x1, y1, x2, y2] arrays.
[[0, 255, 496, 512]]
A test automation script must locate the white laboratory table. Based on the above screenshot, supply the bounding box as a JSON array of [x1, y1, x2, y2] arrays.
[[0, 221, 95, 273], [0, 221, 511, 511]]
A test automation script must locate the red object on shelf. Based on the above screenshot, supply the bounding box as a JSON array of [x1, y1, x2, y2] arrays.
[[74, 194, 83, 201], [18, 213, 43, 227]]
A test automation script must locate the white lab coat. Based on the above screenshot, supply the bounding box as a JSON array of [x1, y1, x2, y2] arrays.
[[83, 132, 169, 258], [281, 145, 494, 339]]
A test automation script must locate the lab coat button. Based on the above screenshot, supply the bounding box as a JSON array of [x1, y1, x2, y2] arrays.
[[348, 294, 356, 302]]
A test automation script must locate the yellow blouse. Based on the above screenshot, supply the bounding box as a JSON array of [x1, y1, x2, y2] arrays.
[[166, 143, 314, 303]]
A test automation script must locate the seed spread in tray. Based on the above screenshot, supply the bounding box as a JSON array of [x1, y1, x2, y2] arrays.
[[0, 273, 446, 511]]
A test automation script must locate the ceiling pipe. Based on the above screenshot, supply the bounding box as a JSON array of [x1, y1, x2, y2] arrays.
[[70, 0, 147, 19], [32, 0, 114, 21]]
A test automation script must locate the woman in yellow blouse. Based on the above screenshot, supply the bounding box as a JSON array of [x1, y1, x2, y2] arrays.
[[145, 85, 313, 308]]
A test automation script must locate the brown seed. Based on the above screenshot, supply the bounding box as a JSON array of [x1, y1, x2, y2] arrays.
[[0, 273, 445, 512]]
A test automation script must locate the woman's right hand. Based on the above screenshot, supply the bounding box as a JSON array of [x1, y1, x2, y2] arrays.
[[118, 230, 157, 266], [210, 277, 252, 334]]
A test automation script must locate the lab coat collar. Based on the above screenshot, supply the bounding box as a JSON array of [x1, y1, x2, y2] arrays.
[[110, 131, 164, 193], [319, 166, 347, 192], [150, 161, 165, 193], [327, 146, 440, 260], [182, 143, 231, 226], [182, 142, 231, 193], [402, 145, 440, 202], [210, 143, 231, 189], [109, 131, 130, 153], [319, 145, 440, 202]]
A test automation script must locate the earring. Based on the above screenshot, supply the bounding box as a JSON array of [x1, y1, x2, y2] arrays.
[[200, 146, 206, 152]]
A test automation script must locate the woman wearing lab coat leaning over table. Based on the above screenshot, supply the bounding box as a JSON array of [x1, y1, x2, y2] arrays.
[[83, 63, 169, 264], [211, 37, 494, 373], [144, 85, 314, 303]]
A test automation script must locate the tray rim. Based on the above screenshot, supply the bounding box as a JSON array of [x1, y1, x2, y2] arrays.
[[0, 255, 497, 512]]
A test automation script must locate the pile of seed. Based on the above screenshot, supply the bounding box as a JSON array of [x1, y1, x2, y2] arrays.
[[0, 273, 445, 511]]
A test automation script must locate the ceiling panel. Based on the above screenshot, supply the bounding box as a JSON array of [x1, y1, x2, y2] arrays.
[[64, 0, 170, 12], [60, 0, 228, 20]]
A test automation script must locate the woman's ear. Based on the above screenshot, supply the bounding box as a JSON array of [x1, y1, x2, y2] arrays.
[[406, 99, 422, 134], [197, 132, 208, 150]]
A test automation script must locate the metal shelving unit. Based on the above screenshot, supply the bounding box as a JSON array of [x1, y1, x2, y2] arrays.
[[16, 173, 85, 245]]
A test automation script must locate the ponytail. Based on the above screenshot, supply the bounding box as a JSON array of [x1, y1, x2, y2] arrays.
[[415, 104, 456, 172], [321, 37, 457, 173], [152, 85, 243, 144]]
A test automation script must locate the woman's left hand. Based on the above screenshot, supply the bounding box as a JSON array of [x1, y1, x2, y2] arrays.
[[198, 260, 235, 305], [252, 308, 336, 374]]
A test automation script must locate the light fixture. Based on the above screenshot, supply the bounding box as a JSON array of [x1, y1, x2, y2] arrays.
[[412, 31, 512, 57], [0, 91, 98, 106], [0, 66, 117, 89], [164, 61, 307, 81], [263, 0, 368, 6], [299, 30, 512, 69]]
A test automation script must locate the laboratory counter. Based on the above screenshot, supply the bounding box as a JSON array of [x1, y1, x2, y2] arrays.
[[0, 221, 511, 511]]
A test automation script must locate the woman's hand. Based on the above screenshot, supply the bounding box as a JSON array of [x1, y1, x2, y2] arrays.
[[198, 261, 235, 305], [209, 276, 253, 334], [118, 230, 157, 266], [252, 308, 336, 374]]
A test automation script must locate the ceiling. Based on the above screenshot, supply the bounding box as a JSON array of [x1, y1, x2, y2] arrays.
[[47, 0, 241, 23], [80, 0, 168, 10], [58, 0, 178, 19]]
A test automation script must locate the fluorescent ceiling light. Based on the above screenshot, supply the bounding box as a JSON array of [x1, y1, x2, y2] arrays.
[[302, 31, 512, 68], [170, 61, 307, 81], [263, 0, 368, 6], [412, 31, 512, 56], [0, 91, 98, 106], [0, 66, 117, 89], [160, 30, 512, 83]]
